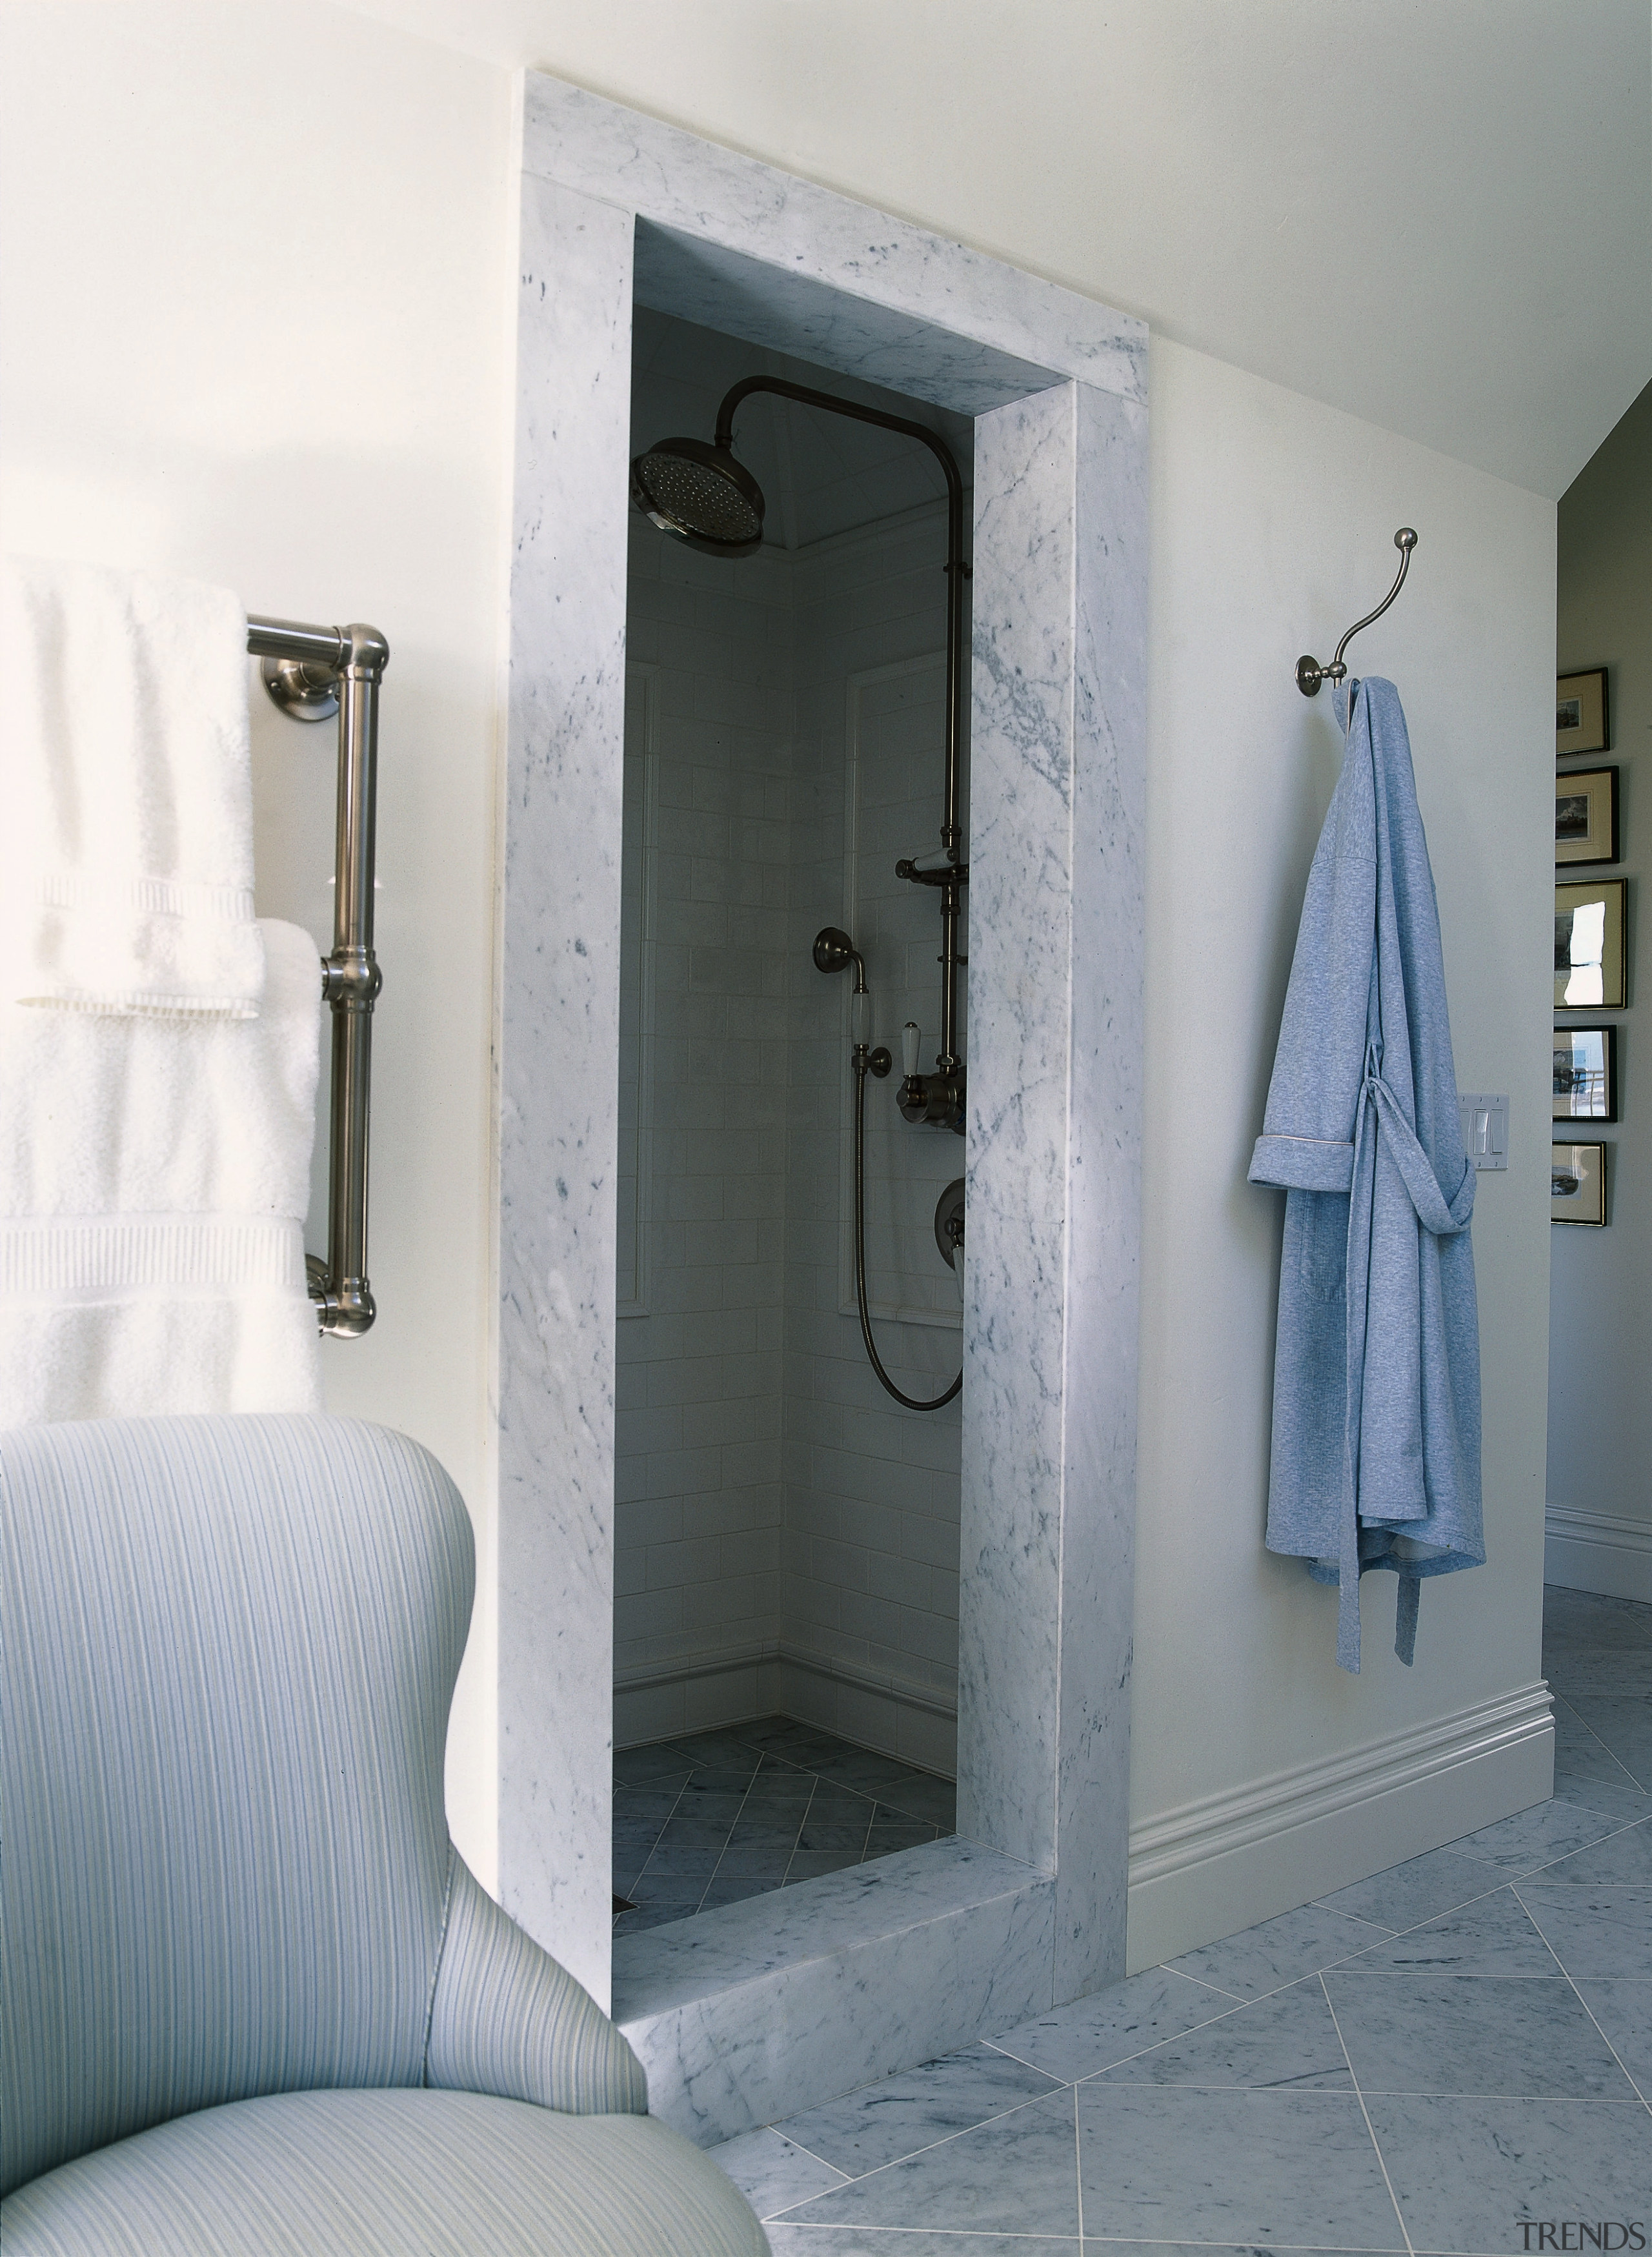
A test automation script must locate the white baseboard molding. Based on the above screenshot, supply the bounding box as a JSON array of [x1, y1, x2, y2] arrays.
[[614, 1640, 958, 1777], [1544, 1505, 1652, 1604], [1125, 1680, 1555, 1973]]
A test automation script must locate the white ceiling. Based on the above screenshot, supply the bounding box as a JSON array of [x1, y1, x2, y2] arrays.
[[343, 0, 1652, 500]]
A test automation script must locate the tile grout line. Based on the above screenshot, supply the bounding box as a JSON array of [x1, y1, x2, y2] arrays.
[[1318, 1970, 1416, 2257], [1071, 2079, 1084, 2247], [1513, 1879, 1652, 2115], [764, 2090, 1078, 2219]]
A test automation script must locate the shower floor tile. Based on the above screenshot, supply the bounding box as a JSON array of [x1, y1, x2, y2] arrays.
[[612, 1716, 956, 1935]]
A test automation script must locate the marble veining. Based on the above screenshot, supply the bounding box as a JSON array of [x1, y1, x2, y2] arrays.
[[616, 1840, 1054, 2141], [523, 79, 1145, 409], [503, 71, 1148, 2094], [498, 173, 636, 2008]]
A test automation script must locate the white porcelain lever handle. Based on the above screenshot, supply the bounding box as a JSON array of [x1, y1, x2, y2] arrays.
[[902, 1022, 921, 1078]]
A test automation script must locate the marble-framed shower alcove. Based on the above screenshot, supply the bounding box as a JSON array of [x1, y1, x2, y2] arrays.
[[498, 75, 1148, 2138]]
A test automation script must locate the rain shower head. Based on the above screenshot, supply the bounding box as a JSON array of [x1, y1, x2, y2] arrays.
[[630, 435, 765, 557]]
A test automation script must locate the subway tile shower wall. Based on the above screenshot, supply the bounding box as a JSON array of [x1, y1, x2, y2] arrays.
[[615, 314, 967, 1775]]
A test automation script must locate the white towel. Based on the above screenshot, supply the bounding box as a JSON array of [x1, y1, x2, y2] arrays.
[[0, 918, 323, 1424], [0, 556, 264, 1017]]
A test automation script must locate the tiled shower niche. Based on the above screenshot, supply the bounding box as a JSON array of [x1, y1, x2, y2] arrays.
[[614, 308, 974, 1784]]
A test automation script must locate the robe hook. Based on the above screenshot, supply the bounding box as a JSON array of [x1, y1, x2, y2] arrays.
[[1296, 529, 1417, 697]]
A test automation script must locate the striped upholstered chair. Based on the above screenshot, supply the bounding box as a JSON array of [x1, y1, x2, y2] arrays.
[[1, 1415, 766, 2256]]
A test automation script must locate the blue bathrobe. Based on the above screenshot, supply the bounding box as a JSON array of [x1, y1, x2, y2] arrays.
[[1249, 678, 1482, 1672]]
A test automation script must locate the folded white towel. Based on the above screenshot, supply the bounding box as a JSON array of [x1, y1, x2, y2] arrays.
[[0, 556, 264, 1017], [0, 918, 323, 1424]]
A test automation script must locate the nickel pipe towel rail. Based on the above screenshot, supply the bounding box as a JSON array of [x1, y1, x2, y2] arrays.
[[248, 614, 387, 1338]]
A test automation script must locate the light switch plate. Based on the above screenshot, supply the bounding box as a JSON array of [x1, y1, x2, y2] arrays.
[[1458, 1092, 1508, 1170]]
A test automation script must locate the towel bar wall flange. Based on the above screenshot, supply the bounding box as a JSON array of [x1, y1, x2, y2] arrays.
[[247, 613, 387, 1339]]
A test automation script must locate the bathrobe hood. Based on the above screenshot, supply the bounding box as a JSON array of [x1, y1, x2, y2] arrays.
[[1249, 677, 1482, 1672]]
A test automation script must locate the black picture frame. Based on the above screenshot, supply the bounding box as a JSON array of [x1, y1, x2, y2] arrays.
[[1556, 667, 1610, 759], [1555, 767, 1619, 867], [1553, 1024, 1618, 1123], [1551, 1141, 1607, 1226]]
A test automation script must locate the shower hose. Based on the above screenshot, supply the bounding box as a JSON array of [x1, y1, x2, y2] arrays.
[[852, 1051, 963, 1413]]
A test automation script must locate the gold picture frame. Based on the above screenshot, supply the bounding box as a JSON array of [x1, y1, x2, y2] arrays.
[[1557, 667, 1609, 758], [1551, 1141, 1607, 1226], [1555, 878, 1627, 1010]]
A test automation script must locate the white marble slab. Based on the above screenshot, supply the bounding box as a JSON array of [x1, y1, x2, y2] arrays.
[[497, 172, 635, 2007], [523, 77, 1145, 410], [957, 380, 1143, 2000], [500, 70, 1148, 2092], [614, 1838, 1054, 2143]]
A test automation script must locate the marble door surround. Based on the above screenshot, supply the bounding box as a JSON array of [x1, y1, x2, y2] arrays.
[[498, 74, 1148, 2133]]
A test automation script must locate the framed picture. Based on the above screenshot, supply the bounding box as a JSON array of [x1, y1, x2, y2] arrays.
[[1557, 668, 1609, 758], [1555, 878, 1627, 1009], [1555, 767, 1619, 865], [1551, 1141, 1607, 1226], [1553, 1024, 1618, 1122]]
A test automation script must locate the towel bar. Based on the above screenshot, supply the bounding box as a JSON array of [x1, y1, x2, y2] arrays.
[[247, 614, 387, 1339]]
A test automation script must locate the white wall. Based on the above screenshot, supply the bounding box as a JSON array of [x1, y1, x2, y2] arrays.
[[1547, 381, 1651, 1600], [0, 1, 513, 1882], [1131, 337, 1556, 1965], [3, 2, 1560, 1967]]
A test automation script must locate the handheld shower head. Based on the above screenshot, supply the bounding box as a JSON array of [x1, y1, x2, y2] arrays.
[[630, 436, 765, 557]]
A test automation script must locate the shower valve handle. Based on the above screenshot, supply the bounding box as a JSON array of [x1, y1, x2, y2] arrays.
[[902, 1022, 922, 1078]]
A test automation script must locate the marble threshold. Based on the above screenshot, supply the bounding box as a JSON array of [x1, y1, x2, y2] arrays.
[[613, 1833, 1055, 2144]]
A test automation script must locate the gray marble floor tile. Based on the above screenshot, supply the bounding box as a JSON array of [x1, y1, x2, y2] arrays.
[[798, 1822, 874, 1853], [781, 2092, 1081, 2238], [1572, 1978, 1652, 2096], [1543, 1587, 1652, 1659], [612, 1898, 696, 1936], [1326, 1885, 1562, 1976], [1314, 1845, 1504, 1931], [988, 1967, 1232, 2083], [1547, 1649, 1652, 1697], [1551, 1770, 1652, 1821], [1564, 1696, 1652, 1787], [875, 1774, 958, 1828], [635, 1841, 723, 1879], [1530, 1817, 1652, 1885], [1096, 1977, 1352, 2091], [1075, 2086, 1403, 2249], [865, 1821, 938, 1852], [653, 1814, 740, 1850], [784, 1848, 863, 1880], [769, 2235, 1078, 2257], [707, 2127, 849, 2220], [716, 1839, 796, 1877], [773, 2041, 1065, 2175], [1080, 2247, 1371, 2257], [1324, 1970, 1638, 2098], [613, 1782, 687, 1819], [1515, 1885, 1652, 1978], [701, 1876, 780, 1907], [613, 1748, 693, 1787], [1552, 1696, 1646, 1792], [1448, 1796, 1624, 1876], [1364, 2092, 1652, 2252], [1168, 1903, 1394, 1999]]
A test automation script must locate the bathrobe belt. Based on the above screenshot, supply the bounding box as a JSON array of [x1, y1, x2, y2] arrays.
[[1335, 1048, 1475, 1670]]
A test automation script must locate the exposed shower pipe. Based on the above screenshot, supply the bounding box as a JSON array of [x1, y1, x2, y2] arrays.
[[712, 378, 969, 1124], [631, 380, 971, 1410]]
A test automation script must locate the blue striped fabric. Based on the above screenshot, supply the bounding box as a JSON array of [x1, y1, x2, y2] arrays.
[[1, 1415, 649, 2216], [0, 2089, 769, 2255]]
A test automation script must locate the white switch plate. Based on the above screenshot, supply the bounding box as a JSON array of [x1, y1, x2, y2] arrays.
[[1458, 1092, 1508, 1170]]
